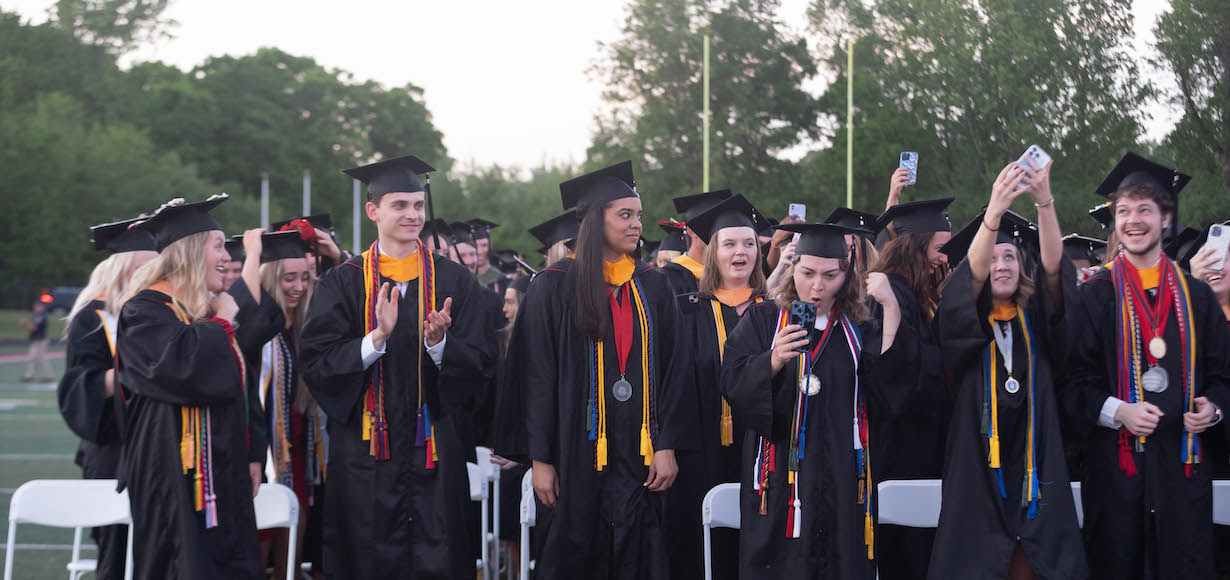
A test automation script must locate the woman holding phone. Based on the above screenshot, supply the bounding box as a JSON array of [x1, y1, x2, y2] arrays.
[[720, 222, 905, 579]]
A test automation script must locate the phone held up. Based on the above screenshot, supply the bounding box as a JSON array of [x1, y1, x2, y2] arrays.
[[899, 152, 918, 185], [788, 300, 818, 354]]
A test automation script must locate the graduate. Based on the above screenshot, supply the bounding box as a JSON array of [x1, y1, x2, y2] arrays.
[[720, 222, 904, 579], [530, 211, 580, 267], [654, 221, 688, 269], [664, 194, 770, 580], [468, 218, 509, 292], [661, 189, 733, 295], [824, 207, 882, 272], [242, 229, 325, 578], [516, 161, 695, 579], [1064, 152, 1230, 579], [449, 220, 483, 275], [299, 155, 497, 579], [929, 160, 1087, 580], [114, 194, 266, 579], [1062, 234, 1107, 284], [868, 197, 954, 579], [420, 218, 456, 260], [57, 217, 158, 580]]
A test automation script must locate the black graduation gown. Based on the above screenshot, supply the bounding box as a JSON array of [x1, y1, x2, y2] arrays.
[[299, 252, 496, 580], [667, 295, 753, 580], [57, 301, 126, 580], [519, 258, 696, 580], [661, 259, 701, 297], [721, 302, 898, 580], [1063, 264, 1230, 579], [867, 274, 948, 579], [227, 279, 284, 474], [930, 260, 1088, 579], [115, 289, 266, 580]]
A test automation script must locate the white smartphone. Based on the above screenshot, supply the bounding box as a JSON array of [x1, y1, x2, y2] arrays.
[[1206, 224, 1230, 271], [1019, 144, 1052, 171], [788, 203, 806, 221]]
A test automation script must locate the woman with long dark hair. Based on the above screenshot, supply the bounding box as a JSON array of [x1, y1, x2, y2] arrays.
[[720, 222, 904, 579], [929, 162, 1087, 579], [515, 161, 694, 579], [867, 197, 954, 579], [664, 194, 769, 580], [115, 195, 267, 579], [58, 217, 158, 580]]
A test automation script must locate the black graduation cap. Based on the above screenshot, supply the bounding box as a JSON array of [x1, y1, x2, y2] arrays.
[[642, 239, 661, 257], [1163, 226, 1201, 262], [467, 219, 499, 240], [876, 198, 954, 236], [420, 219, 454, 243], [939, 210, 1039, 264], [224, 238, 245, 262], [510, 275, 531, 294], [137, 194, 228, 251], [824, 207, 883, 240], [90, 217, 156, 254], [657, 221, 689, 253], [1061, 234, 1107, 265], [685, 194, 771, 244], [758, 217, 779, 238], [1095, 152, 1191, 199], [529, 212, 579, 251], [271, 213, 332, 232], [559, 161, 637, 215], [1089, 202, 1113, 230], [673, 189, 734, 221], [773, 223, 867, 259], [342, 155, 436, 201], [232, 231, 310, 262], [449, 221, 477, 247]]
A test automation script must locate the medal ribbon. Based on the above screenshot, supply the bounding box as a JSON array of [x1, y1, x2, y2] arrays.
[[982, 306, 1040, 517], [607, 284, 634, 378], [1121, 258, 1174, 366]]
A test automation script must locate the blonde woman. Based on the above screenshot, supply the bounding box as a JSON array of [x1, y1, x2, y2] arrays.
[[249, 229, 325, 578], [57, 217, 157, 580], [720, 222, 903, 579], [663, 194, 769, 580], [116, 195, 266, 579]]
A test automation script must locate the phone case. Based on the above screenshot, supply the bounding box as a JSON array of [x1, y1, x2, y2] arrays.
[[789, 301, 818, 353], [899, 152, 918, 185], [1019, 145, 1052, 171], [1207, 225, 1229, 270]]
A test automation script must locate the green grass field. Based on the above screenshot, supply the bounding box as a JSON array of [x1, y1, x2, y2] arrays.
[[0, 355, 92, 579]]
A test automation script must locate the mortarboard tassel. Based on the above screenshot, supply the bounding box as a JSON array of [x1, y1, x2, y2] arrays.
[[720, 400, 734, 447]]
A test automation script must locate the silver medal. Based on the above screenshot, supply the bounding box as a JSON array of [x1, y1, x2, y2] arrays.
[[1141, 366, 1168, 393], [612, 378, 633, 402], [1004, 376, 1021, 394], [797, 374, 821, 396]]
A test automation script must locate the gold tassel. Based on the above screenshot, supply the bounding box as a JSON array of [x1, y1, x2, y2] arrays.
[[989, 434, 1001, 469], [640, 425, 654, 465], [720, 399, 734, 447], [865, 513, 875, 559], [596, 436, 608, 471], [362, 411, 372, 441], [180, 407, 193, 474]]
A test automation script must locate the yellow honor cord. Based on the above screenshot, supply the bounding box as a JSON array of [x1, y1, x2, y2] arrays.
[[987, 317, 1001, 470], [712, 300, 735, 447], [596, 341, 608, 471], [632, 282, 654, 465]]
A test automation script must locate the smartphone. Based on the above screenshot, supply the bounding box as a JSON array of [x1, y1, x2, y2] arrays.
[[788, 300, 818, 354], [788, 203, 807, 221], [1206, 224, 1230, 271], [899, 152, 918, 185], [1018, 144, 1052, 171], [788, 203, 806, 243]]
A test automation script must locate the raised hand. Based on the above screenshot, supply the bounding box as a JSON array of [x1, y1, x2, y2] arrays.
[[987, 162, 1031, 226], [424, 296, 453, 347], [371, 282, 400, 351], [887, 166, 912, 209]]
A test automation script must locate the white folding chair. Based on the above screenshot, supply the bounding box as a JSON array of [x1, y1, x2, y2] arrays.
[[4, 479, 133, 580], [519, 469, 536, 580], [467, 462, 491, 579], [876, 479, 942, 527], [1214, 480, 1230, 526], [253, 483, 300, 580], [475, 446, 501, 579], [701, 483, 741, 580]]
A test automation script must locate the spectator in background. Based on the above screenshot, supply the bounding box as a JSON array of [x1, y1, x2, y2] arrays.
[[22, 301, 54, 382]]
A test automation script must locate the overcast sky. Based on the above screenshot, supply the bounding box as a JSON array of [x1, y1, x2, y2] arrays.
[[7, 0, 1178, 171]]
